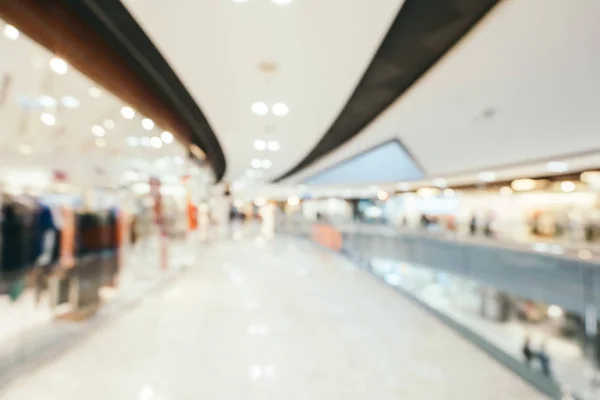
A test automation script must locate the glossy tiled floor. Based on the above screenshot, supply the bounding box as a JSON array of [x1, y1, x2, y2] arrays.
[[0, 232, 546, 399]]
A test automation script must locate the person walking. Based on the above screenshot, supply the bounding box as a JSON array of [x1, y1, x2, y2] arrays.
[[537, 343, 552, 377], [522, 336, 533, 366]]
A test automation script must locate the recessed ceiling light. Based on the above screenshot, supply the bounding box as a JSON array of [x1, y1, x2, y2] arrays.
[[254, 140, 266, 151], [251, 102, 269, 116], [251, 158, 262, 168], [89, 86, 102, 98], [433, 178, 447, 188], [271, 102, 289, 116], [92, 125, 105, 137], [95, 138, 106, 148], [396, 182, 410, 191], [18, 144, 32, 155], [103, 119, 115, 130], [40, 113, 56, 126], [150, 136, 162, 148], [61, 95, 80, 109], [126, 136, 139, 147], [140, 137, 151, 147], [478, 171, 496, 182], [121, 106, 135, 119], [3, 24, 19, 40], [261, 159, 272, 169], [161, 131, 173, 144], [49, 57, 68, 74], [173, 156, 184, 165], [38, 95, 57, 108], [546, 161, 568, 173], [142, 118, 155, 130], [267, 140, 280, 151]]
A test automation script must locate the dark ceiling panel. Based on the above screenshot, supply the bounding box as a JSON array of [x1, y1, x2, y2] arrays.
[[274, 0, 499, 182]]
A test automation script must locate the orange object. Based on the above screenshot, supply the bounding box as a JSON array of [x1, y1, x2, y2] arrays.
[[311, 223, 343, 252], [60, 206, 75, 268]]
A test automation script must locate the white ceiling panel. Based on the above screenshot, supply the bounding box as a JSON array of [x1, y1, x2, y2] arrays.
[[285, 0, 600, 185], [122, 0, 404, 182]]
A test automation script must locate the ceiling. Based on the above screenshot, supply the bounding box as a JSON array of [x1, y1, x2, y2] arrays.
[[284, 0, 600, 186], [122, 0, 404, 184], [0, 21, 211, 192]]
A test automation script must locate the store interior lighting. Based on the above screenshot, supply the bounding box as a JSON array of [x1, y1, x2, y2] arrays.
[[121, 106, 135, 119], [88, 87, 102, 98], [251, 102, 269, 116], [39, 95, 57, 108], [95, 138, 106, 148], [60, 96, 80, 109], [287, 196, 300, 206], [3, 24, 19, 40], [560, 181, 576, 193], [511, 178, 537, 191], [267, 140, 280, 151], [142, 118, 155, 130], [254, 140, 267, 151], [161, 131, 173, 144], [150, 136, 163, 148], [271, 102, 289, 116], [91, 125, 105, 137], [40, 112, 56, 126], [49, 57, 68, 74]]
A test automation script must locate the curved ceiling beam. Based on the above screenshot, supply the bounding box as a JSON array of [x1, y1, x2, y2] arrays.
[[0, 0, 226, 181], [273, 0, 499, 183]]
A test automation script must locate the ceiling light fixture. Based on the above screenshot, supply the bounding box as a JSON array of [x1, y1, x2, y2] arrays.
[[121, 106, 135, 119], [261, 159, 272, 169], [142, 118, 155, 130], [478, 171, 496, 182], [546, 161, 568, 173], [89, 87, 102, 98], [3, 24, 19, 40], [150, 136, 163, 148], [95, 138, 106, 148], [40, 113, 56, 126], [38, 95, 57, 108], [61, 96, 81, 109], [161, 131, 173, 144], [103, 119, 115, 130], [271, 102, 289, 116], [267, 140, 280, 151], [92, 125, 105, 137], [126, 136, 139, 147], [173, 156, 184, 165], [254, 140, 266, 151], [433, 178, 447, 188], [251, 158, 262, 168], [251, 102, 269, 116], [49, 57, 68, 74], [140, 137, 151, 147]]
